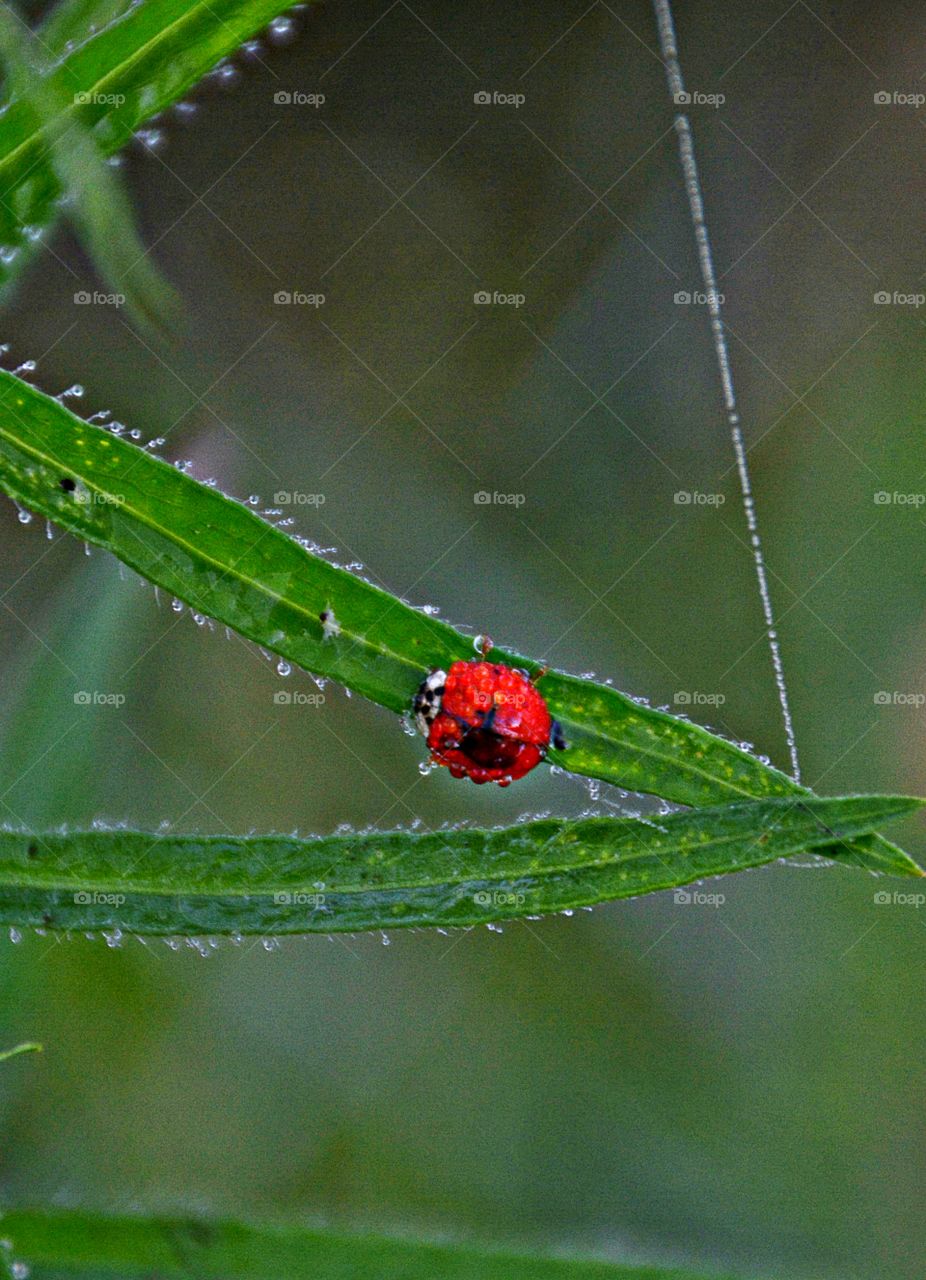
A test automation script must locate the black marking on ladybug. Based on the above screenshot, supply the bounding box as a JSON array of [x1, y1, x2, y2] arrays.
[[413, 668, 446, 736]]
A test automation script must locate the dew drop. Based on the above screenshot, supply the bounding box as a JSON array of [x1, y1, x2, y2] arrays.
[[8, 927, 21, 943], [267, 15, 295, 43], [135, 127, 165, 150]]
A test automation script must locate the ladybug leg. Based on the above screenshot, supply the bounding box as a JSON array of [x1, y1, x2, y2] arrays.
[[531, 665, 550, 684], [480, 704, 498, 733], [478, 634, 494, 659], [551, 721, 567, 751]]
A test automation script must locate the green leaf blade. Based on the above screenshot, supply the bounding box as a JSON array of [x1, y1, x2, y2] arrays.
[[0, 370, 920, 879], [0, 795, 918, 936], [0, 0, 299, 282], [0, 1041, 42, 1062], [0, 3, 179, 330], [1, 1209, 742, 1280]]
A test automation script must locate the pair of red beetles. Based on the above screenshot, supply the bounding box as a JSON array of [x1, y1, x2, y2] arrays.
[[413, 639, 566, 786]]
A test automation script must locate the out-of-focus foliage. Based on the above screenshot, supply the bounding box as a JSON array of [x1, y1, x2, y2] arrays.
[[0, 2, 177, 330], [0, 0, 303, 295]]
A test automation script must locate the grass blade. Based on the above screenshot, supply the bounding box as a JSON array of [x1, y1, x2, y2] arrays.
[[0, 370, 919, 878], [0, 795, 918, 936], [0, 3, 177, 332], [0, 0, 298, 285], [1, 1209, 742, 1280], [0, 1041, 41, 1062]]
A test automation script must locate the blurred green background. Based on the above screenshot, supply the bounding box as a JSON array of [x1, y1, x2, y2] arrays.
[[1, 1, 925, 1276]]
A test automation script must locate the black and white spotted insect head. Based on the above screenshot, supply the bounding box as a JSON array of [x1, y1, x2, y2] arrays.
[[413, 669, 447, 737]]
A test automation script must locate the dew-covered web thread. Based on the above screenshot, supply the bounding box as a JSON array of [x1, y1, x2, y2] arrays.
[[651, 0, 801, 784]]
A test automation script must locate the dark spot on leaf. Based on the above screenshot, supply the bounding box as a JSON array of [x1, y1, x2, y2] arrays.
[[59, 477, 76, 492], [176, 1219, 215, 1247], [27, 842, 38, 859]]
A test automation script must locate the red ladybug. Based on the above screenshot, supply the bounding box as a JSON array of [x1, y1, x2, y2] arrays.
[[413, 640, 566, 786]]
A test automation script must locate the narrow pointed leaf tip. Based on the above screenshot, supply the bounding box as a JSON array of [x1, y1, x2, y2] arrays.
[[0, 795, 920, 937], [0, 369, 920, 879], [0, 1041, 42, 1062]]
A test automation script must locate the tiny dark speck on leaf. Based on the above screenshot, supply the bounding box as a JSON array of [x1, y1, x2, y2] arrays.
[[27, 842, 38, 858], [59, 477, 76, 492], [174, 1219, 215, 1247]]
